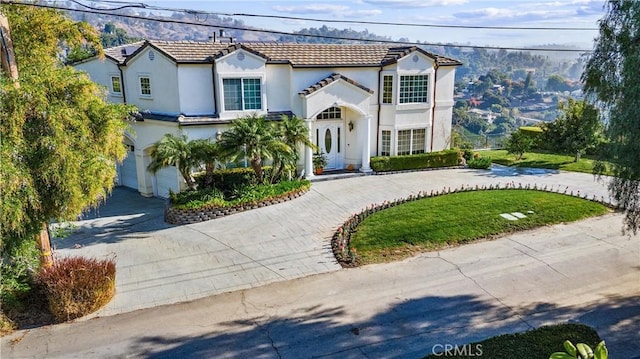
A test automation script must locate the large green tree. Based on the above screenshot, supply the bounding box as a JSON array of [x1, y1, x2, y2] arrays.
[[582, 0, 640, 233], [541, 98, 601, 162], [1, 4, 134, 281]]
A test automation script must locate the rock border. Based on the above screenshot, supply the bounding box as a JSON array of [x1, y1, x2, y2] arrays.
[[165, 187, 309, 225], [331, 182, 618, 268]]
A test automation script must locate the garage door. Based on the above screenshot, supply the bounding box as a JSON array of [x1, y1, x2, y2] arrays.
[[118, 145, 138, 190], [154, 166, 180, 198]]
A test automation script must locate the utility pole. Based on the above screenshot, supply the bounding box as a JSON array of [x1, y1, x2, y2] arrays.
[[1, 11, 52, 267]]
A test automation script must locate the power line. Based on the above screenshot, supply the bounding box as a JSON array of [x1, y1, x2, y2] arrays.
[[81, 0, 600, 31], [2, 1, 594, 53]]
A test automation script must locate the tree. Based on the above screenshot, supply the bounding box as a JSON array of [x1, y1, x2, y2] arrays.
[[505, 131, 533, 160], [147, 133, 200, 191], [1, 4, 134, 284], [546, 74, 568, 92], [190, 138, 222, 188], [582, 0, 640, 233], [218, 115, 290, 183], [542, 99, 601, 162], [271, 115, 316, 182]]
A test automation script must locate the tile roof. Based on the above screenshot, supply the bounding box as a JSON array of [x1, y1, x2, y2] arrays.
[[104, 41, 145, 63], [108, 41, 461, 67], [299, 73, 374, 96]]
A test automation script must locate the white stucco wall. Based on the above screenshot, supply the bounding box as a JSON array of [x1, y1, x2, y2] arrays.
[[177, 65, 215, 115], [302, 80, 372, 120], [265, 65, 291, 112], [431, 66, 457, 151], [74, 58, 124, 104], [124, 47, 180, 115]]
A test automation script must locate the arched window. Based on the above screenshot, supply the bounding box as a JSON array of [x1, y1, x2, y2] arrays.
[[316, 107, 342, 120]]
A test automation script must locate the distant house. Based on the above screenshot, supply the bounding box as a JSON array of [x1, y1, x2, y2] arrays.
[[74, 40, 461, 198]]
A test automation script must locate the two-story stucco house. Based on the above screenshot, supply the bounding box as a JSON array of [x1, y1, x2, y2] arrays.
[[74, 40, 461, 198]]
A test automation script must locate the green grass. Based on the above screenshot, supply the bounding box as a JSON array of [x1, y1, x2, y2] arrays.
[[350, 190, 609, 264], [481, 150, 612, 175], [424, 323, 601, 359]]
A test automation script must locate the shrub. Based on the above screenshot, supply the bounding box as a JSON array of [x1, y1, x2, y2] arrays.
[[467, 157, 492, 169], [170, 187, 225, 209], [171, 179, 310, 210], [370, 150, 459, 172], [37, 256, 116, 322], [462, 149, 474, 161]]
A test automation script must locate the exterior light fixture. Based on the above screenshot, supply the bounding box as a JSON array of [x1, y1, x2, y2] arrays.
[[348, 120, 354, 132]]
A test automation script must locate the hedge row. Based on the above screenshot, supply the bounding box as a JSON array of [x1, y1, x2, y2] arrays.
[[370, 150, 460, 172]]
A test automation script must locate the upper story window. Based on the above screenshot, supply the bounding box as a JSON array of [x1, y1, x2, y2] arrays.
[[382, 75, 393, 104], [110, 76, 122, 95], [316, 106, 341, 120], [399, 75, 429, 104], [139, 76, 151, 97], [223, 78, 262, 111]]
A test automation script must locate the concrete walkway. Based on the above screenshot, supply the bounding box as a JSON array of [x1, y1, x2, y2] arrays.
[[53, 166, 615, 317]]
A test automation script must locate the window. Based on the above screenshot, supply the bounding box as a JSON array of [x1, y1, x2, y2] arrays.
[[397, 130, 411, 155], [139, 76, 151, 96], [316, 107, 342, 120], [399, 75, 429, 104], [223, 78, 262, 111], [111, 76, 122, 95], [381, 130, 391, 156], [382, 75, 393, 104], [412, 129, 426, 154], [397, 128, 426, 155]]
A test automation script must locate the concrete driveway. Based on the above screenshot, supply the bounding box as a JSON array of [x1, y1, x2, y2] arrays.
[[4, 213, 639, 358], [52, 167, 619, 317]]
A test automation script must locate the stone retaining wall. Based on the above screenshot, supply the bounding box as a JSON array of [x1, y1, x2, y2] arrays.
[[165, 188, 309, 225]]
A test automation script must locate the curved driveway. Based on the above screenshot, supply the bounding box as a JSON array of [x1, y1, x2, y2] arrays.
[[55, 167, 615, 317], [4, 167, 638, 358]]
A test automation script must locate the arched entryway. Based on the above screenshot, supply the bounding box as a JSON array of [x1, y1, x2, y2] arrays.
[[314, 107, 345, 170]]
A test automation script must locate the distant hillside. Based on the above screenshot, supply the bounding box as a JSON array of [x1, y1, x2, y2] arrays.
[[65, 6, 277, 42]]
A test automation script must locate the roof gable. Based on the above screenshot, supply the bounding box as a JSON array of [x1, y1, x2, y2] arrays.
[[299, 73, 374, 97]]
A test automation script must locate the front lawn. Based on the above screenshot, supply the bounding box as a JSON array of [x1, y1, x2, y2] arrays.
[[424, 323, 601, 359], [350, 190, 609, 264], [480, 150, 612, 175]]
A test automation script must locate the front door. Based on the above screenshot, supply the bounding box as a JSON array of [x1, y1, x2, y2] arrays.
[[317, 122, 344, 170]]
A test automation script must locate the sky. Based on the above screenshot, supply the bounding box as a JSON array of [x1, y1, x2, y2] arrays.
[[136, 0, 605, 50]]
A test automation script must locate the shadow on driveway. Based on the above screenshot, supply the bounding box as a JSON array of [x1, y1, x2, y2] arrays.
[[136, 293, 640, 359], [53, 187, 172, 249]]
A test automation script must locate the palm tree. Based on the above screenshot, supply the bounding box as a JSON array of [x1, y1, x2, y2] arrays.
[[271, 115, 317, 181], [218, 115, 290, 183], [190, 139, 222, 188], [147, 133, 199, 190]]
